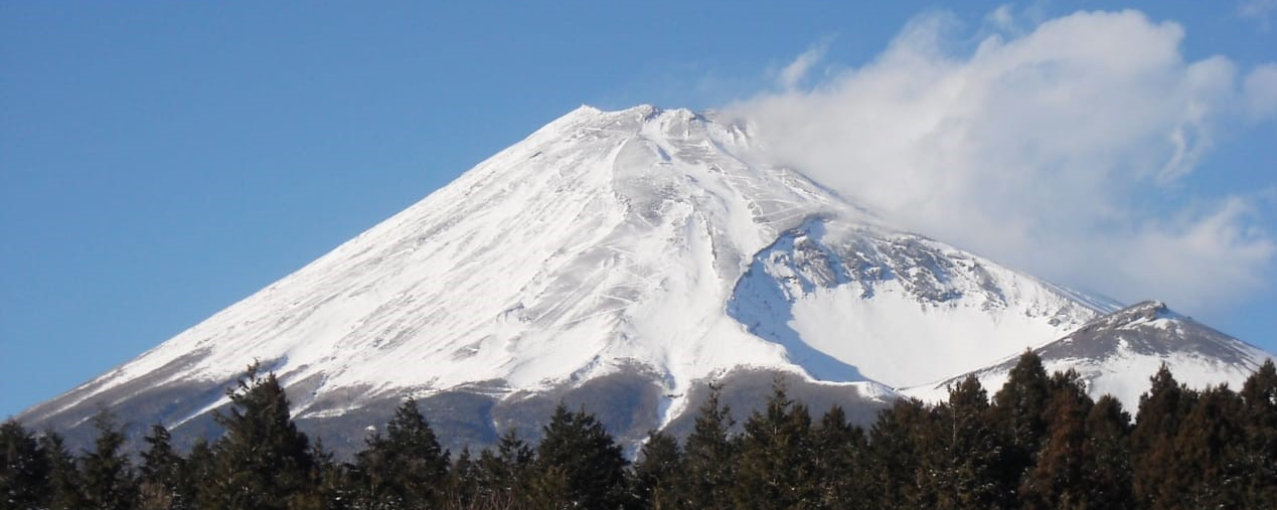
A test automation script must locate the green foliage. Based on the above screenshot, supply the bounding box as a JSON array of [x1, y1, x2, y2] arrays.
[[1131, 365, 1198, 510], [13, 359, 1277, 510], [990, 350, 1052, 496], [354, 397, 450, 509], [81, 410, 138, 510], [1240, 359, 1277, 507], [733, 379, 818, 510], [203, 362, 314, 510], [444, 446, 479, 506], [38, 430, 86, 510], [533, 403, 628, 510], [630, 431, 681, 510], [0, 419, 50, 509], [290, 440, 354, 510], [675, 383, 738, 510], [1173, 384, 1246, 510], [1020, 372, 1093, 510], [181, 438, 215, 506], [918, 375, 1008, 510], [867, 397, 927, 510], [1082, 395, 1135, 510], [476, 429, 535, 505], [811, 406, 871, 510], [138, 424, 190, 510]]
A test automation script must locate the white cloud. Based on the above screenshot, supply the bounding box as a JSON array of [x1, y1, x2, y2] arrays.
[[726, 9, 1276, 312], [1245, 64, 1277, 118], [1239, 0, 1277, 30], [776, 40, 830, 91], [985, 4, 1016, 32]]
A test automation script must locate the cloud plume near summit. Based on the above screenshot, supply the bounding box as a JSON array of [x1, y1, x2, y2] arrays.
[[725, 9, 1277, 312]]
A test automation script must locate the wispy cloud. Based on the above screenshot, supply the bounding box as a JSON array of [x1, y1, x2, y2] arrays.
[[1239, 0, 1277, 30], [1245, 63, 1277, 118], [727, 8, 1277, 312], [776, 39, 831, 91]]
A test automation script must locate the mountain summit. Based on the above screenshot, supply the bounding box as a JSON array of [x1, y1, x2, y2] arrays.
[[907, 300, 1272, 405], [18, 106, 1262, 451]]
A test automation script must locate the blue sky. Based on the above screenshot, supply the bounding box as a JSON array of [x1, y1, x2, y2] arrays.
[[2, 1, 1275, 418]]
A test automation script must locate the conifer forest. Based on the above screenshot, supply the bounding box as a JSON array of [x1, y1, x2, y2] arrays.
[[4, 353, 1277, 510]]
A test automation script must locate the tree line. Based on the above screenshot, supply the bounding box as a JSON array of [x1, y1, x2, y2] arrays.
[[3, 353, 1276, 510]]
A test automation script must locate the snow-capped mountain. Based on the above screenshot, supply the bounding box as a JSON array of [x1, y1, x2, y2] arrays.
[[20, 105, 1258, 452], [906, 300, 1273, 406]]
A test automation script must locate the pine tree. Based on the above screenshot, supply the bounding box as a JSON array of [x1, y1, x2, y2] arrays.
[[1173, 384, 1246, 509], [1020, 371, 1092, 510], [525, 465, 571, 510], [80, 410, 138, 510], [919, 375, 1007, 510], [811, 406, 871, 510], [203, 362, 313, 510], [732, 379, 818, 510], [630, 431, 681, 510], [477, 429, 535, 505], [0, 419, 50, 509], [675, 383, 737, 510], [181, 438, 215, 507], [990, 350, 1052, 501], [138, 424, 189, 510], [38, 430, 86, 510], [867, 398, 927, 510], [533, 403, 628, 510], [1131, 365, 1197, 510], [444, 446, 480, 508], [290, 440, 353, 510], [1081, 395, 1134, 510], [354, 398, 450, 509], [1239, 359, 1277, 508]]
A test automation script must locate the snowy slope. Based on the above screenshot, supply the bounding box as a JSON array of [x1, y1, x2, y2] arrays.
[[727, 217, 1109, 387], [23, 105, 1114, 436], [906, 301, 1274, 407]]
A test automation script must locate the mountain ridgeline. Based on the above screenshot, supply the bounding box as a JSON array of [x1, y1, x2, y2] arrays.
[[4, 355, 1276, 510], [14, 105, 1275, 457]]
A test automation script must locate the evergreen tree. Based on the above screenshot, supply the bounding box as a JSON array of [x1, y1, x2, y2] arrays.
[[354, 398, 449, 509], [1240, 359, 1277, 508], [732, 379, 818, 510], [181, 438, 215, 507], [918, 375, 1007, 510], [290, 440, 353, 510], [477, 429, 535, 505], [675, 383, 737, 510], [203, 362, 313, 510], [1131, 365, 1197, 510], [80, 410, 138, 510], [811, 406, 871, 510], [138, 424, 188, 510], [630, 431, 681, 510], [525, 465, 571, 510], [533, 403, 628, 510], [38, 430, 86, 510], [1020, 371, 1092, 510], [1173, 384, 1246, 509], [989, 350, 1052, 500], [867, 398, 928, 510], [444, 446, 481, 508], [0, 419, 50, 509], [1080, 395, 1135, 510]]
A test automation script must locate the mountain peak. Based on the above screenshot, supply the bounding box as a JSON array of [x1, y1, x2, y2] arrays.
[[908, 297, 1272, 406], [22, 103, 1215, 456], [1070, 300, 1194, 348], [1118, 299, 1173, 318], [553, 104, 705, 130]]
